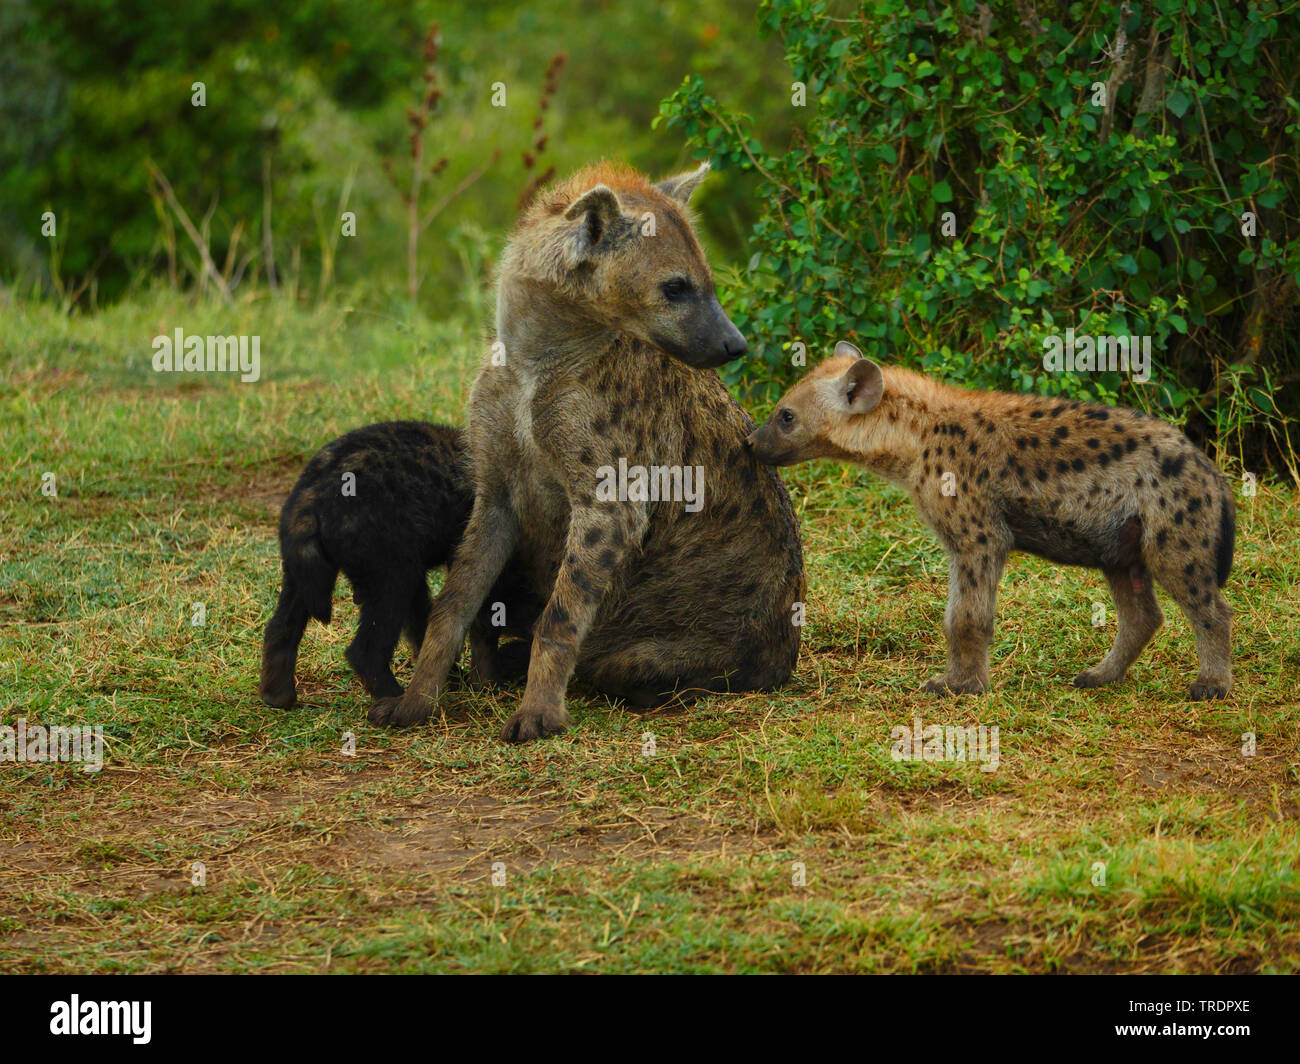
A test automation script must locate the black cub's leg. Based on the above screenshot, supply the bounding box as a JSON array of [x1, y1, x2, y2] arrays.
[[404, 579, 433, 654], [260, 577, 311, 708], [345, 569, 415, 699]]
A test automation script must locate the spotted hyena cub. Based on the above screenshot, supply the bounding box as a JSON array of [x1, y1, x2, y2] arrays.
[[259, 422, 537, 708], [747, 342, 1235, 700]]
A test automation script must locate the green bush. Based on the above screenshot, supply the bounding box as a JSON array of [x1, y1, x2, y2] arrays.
[[659, 0, 1299, 467]]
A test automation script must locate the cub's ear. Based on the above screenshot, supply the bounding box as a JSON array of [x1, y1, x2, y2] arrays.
[[841, 357, 884, 414], [834, 340, 864, 360], [655, 161, 711, 204], [563, 185, 630, 266]]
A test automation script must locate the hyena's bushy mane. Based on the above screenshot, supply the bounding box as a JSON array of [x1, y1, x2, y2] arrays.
[[503, 160, 704, 289], [522, 161, 659, 224]]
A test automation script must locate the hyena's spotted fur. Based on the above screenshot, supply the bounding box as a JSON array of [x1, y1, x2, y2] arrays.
[[369, 162, 805, 742], [747, 343, 1235, 700]]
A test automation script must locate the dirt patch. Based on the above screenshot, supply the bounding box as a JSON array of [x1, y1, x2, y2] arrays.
[[317, 795, 737, 887], [1115, 742, 1290, 809], [944, 916, 1033, 973], [186, 454, 302, 517], [0, 762, 758, 903]]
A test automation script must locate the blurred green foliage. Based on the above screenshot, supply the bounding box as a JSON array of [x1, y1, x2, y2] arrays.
[[2, 0, 423, 291], [660, 0, 1298, 463], [0, 0, 788, 308], [4, 0, 1296, 465]]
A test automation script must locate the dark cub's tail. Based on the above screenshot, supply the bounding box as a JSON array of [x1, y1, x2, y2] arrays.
[[279, 503, 337, 623], [1216, 492, 1236, 588]]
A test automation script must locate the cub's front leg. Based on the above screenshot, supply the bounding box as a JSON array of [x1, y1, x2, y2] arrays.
[[368, 491, 519, 727], [923, 542, 1008, 696], [500, 501, 647, 743]]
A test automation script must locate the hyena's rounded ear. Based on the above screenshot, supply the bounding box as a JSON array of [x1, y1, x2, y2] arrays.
[[562, 185, 629, 266], [834, 340, 864, 360], [842, 357, 884, 414], [654, 161, 711, 204]]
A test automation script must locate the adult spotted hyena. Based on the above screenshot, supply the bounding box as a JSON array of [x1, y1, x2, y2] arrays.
[[369, 161, 805, 742], [747, 343, 1234, 700]]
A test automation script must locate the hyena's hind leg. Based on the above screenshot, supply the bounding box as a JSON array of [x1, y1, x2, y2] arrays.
[[1074, 567, 1164, 689], [581, 636, 738, 710], [1146, 551, 1233, 700], [260, 578, 311, 708]]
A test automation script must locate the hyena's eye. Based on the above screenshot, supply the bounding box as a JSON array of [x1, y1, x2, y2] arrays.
[[779, 409, 795, 426], [660, 277, 694, 302]]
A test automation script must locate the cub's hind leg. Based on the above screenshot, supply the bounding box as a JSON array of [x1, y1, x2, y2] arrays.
[[404, 579, 433, 654], [260, 578, 311, 708], [1074, 567, 1163, 688], [1147, 553, 1232, 700]]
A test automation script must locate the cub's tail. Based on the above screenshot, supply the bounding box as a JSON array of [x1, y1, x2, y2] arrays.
[[280, 503, 337, 623], [1215, 492, 1236, 588]]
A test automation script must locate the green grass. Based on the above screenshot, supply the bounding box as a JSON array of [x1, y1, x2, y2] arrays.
[[2, 288, 1299, 973]]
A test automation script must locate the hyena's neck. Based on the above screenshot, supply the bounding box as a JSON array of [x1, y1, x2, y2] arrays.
[[837, 367, 963, 488], [495, 276, 616, 373]]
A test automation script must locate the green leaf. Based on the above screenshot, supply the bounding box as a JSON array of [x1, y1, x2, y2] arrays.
[[1166, 90, 1192, 118]]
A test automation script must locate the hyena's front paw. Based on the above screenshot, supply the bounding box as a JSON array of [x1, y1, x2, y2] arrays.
[[259, 678, 297, 709], [259, 655, 298, 708], [499, 695, 571, 744], [923, 674, 988, 696], [1073, 666, 1122, 689], [367, 691, 434, 728], [1188, 680, 1231, 701]]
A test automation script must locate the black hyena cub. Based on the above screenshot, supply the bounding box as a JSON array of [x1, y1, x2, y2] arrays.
[[747, 343, 1236, 700], [259, 422, 537, 708]]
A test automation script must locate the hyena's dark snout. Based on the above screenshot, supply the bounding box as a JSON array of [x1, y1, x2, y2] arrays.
[[744, 423, 793, 466], [675, 298, 747, 368], [714, 311, 748, 362]]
